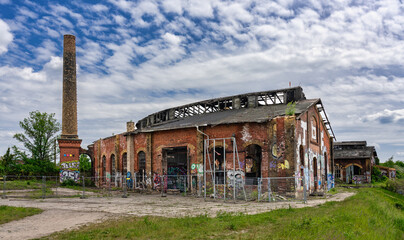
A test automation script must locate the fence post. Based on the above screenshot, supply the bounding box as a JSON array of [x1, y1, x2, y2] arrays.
[[2, 176, 7, 199], [80, 176, 86, 199], [122, 175, 127, 198], [108, 177, 111, 197], [198, 176, 202, 197], [268, 178, 271, 202], [258, 177, 261, 202], [161, 175, 167, 197], [133, 172, 136, 190], [184, 175, 187, 196], [303, 173, 307, 204], [42, 176, 46, 199], [55, 175, 59, 198]]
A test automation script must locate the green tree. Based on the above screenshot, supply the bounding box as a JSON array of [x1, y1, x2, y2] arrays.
[[79, 154, 91, 173], [382, 156, 395, 168], [13, 111, 60, 162]]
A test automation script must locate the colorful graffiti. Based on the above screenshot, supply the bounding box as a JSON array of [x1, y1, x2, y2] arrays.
[[153, 173, 161, 189], [126, 172, 133, 188], [167, 166, 187, 175], [60, 170, 79, 182], [60, 161, 79, 171], [277, 160, 289, 170], [191, 163, 203, 174]]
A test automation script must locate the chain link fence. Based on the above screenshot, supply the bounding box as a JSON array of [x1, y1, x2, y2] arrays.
[[1, 174, 329, 202]]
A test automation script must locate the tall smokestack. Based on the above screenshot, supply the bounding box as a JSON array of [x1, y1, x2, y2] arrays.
[[58, 34, 82, 182], [62, 34, 78, 139]]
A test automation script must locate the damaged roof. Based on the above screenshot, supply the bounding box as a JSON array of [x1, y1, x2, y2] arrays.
[[334, 146, 377, 159], [131, 98, 319, 133]]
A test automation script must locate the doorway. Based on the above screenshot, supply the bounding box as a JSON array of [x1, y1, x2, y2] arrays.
[[163, 146, 188, 191]]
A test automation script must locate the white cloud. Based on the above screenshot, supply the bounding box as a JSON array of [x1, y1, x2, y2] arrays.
[[92, 4, 108, 12], [185, 0, 215, 18], [0, 19, 13, 54], [2, 0, 404, 161], [161, 0, 183, 14], [364, 109, 404, 124], [0, 65, 46, 82]]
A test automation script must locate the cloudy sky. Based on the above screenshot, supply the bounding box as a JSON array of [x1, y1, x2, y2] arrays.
[[0, 0, 403, 162]]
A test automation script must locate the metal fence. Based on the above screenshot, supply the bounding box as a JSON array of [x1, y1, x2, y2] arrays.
[[1, 174, 328, 202]]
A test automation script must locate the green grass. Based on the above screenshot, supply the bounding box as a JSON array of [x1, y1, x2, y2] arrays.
[[0, 205, 43, 224], [44, 188, 404, 240]]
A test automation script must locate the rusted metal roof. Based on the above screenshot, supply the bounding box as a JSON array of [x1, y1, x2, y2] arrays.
[[133, 99, 319, 133]]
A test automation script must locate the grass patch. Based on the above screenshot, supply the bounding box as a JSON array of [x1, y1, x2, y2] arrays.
[[0, 205, 43, 224], [45, 188, 404, 240]]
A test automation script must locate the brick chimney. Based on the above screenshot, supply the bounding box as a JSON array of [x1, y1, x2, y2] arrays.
[[61, 35, 78, 139], [58, 35, 82, 181]]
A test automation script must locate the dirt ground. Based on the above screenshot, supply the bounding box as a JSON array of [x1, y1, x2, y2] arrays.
[[0, 188, 355, 240]]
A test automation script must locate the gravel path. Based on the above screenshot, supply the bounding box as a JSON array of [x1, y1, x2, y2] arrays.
[[0, 190, 355, 240]]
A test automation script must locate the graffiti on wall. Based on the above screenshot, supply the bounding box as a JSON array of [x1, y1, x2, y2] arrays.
[[327, 173, 334, 189], [60, 160, 80, 182], [191, 163, 203, 174], [126, 172, 133, 188], [153, 173, 161, 189], [270, 141, 290, 170], [60, 170, 79, 182], [227, 170, 244, 187], [60, 161, 79, 170], [167, 166, 187, 175]]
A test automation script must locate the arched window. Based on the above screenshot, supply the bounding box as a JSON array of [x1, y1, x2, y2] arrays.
[[138, 151, 146, 180], [245, 144, 262, 185], [122, 152, 127, 175], [299, 145, 304, 186], [111, 154, 116, 178], [311, 117, 318, 143], [299, 145, 304, 166], [102, 155, 106, 182]]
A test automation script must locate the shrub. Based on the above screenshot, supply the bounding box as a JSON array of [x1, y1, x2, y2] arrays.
[[384, 179, 398, 192], [61, 179, 79, 186]]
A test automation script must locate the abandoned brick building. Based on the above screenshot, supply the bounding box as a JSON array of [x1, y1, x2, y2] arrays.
[[58, 35, 336, 196], [333, 141, 377, 184], [88, 86, 336, 196]]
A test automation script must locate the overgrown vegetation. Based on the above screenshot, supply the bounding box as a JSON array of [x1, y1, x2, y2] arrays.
[[0, 205, 43, 224], [381, 156, 404, 179], [45, 188, 404, 240], [285, 101, 296, 116], [0, 111, 60, 176]]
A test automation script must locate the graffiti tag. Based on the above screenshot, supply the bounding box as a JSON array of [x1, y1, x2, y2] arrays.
[[60, 170, 79, 182]]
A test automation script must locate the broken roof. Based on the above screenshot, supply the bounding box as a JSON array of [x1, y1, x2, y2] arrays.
[[131, 98, 319, 133], [334, 146, 377, 159]]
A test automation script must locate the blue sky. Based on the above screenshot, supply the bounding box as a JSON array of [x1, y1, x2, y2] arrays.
[[0, 0, 403, 162]]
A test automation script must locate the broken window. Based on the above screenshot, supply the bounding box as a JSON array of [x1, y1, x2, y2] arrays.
[[212, 147, 225, 184], [102, 155, 106, 182], [245, 144, 262, 185], [138, 151, 146, 182], [311, 117, 318, 143], [122, 152, 127, 175], [335, 165, 341, 179], [111, 154, 116, 179]]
